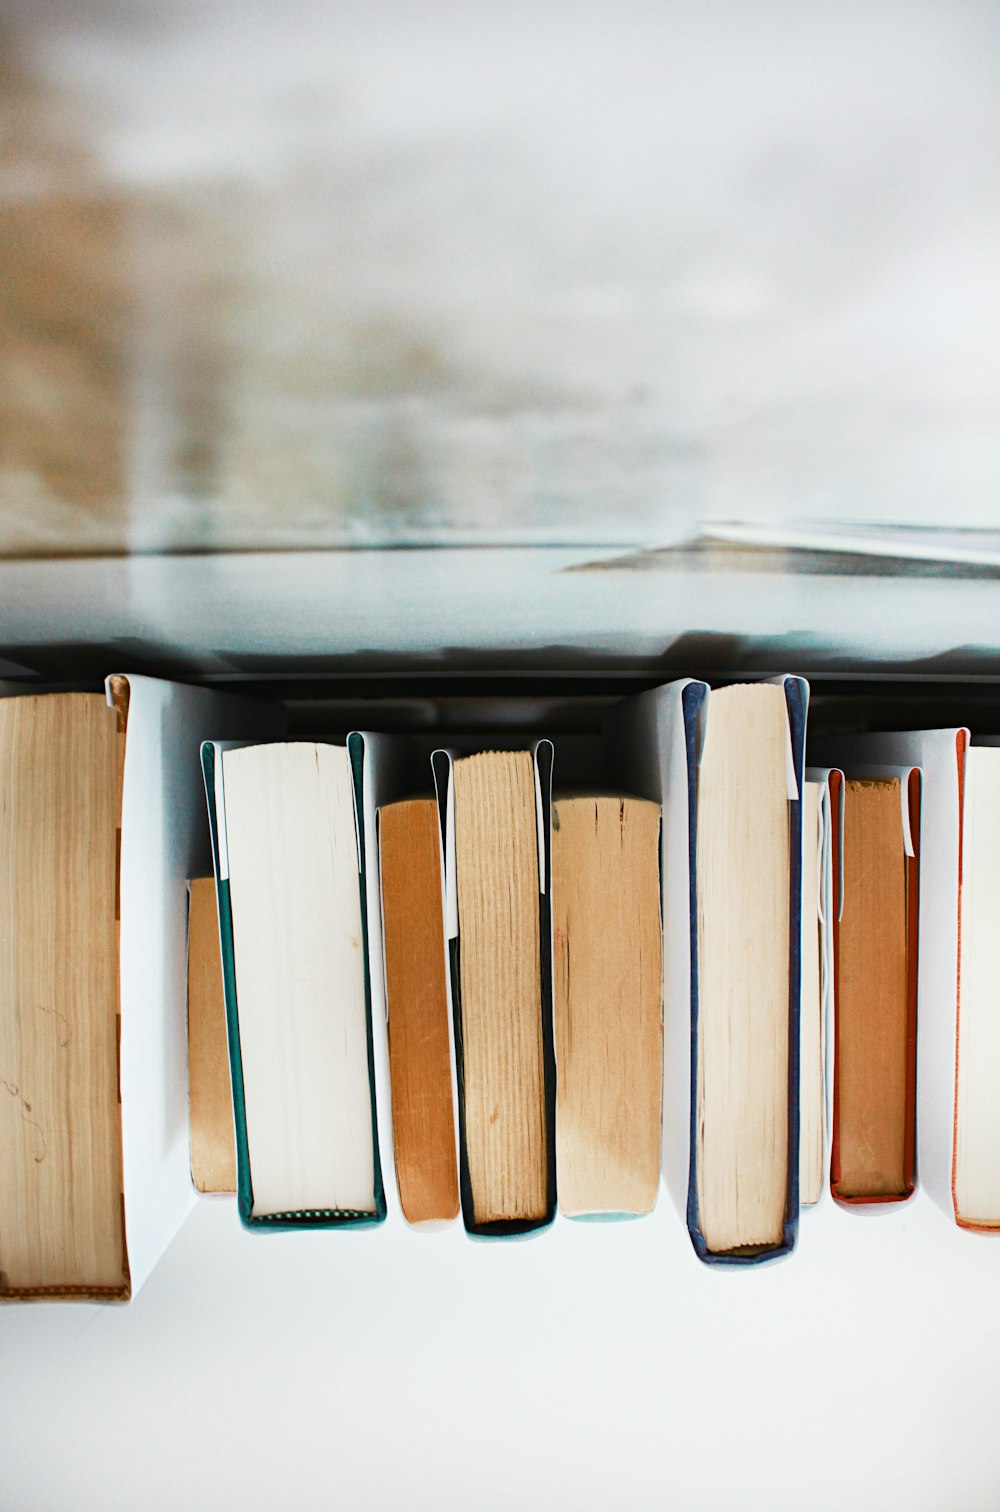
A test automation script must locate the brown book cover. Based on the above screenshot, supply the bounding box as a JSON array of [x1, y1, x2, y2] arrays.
[[831, 772, 919, 1203], [379, 799, 459, 1223]]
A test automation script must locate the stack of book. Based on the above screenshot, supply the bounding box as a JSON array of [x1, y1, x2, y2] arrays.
[[3, 674, 1000, 1302]]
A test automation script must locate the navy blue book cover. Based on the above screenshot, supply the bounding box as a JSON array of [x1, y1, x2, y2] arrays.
[[683, 678, 807, 1266]]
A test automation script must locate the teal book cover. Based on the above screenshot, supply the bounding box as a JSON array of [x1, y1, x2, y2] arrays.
[[200, 738, 385, 1232]]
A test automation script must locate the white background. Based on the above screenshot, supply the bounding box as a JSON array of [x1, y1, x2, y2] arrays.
[[2, 1193, 999, 1510]]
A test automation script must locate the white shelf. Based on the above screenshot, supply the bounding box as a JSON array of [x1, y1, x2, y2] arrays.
[[2, 1184, 994, 1510], [2, 639, 999, 1511]]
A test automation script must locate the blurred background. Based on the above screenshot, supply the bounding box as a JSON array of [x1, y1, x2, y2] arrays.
[[3, 0, 999, 557]]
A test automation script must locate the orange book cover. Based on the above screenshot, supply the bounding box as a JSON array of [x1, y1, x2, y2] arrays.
[[830, 769, 919, 1205]]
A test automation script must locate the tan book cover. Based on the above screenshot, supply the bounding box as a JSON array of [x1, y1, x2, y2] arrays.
[[187, 877, 237, 1196], [0, 693, 129, 1300], [552, 794, 662, 1217], [453, 750, 548, 1228]]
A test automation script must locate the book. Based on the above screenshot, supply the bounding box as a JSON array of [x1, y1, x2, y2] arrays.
[[111, 675, 282, 1289], [0, 676, 277, 1301], [832, 774, 919, 1204], [809, 729, 970, 1223], [608, 676, 807, 1264], [109, 674, 282, 1292], [799, 779, 825, 1207], [202, 739, 384, 1227], [378, 797, 459, 1224], [551, 793, 662, 1218], [695, 684, 794, 1254], [800, 769, 840, 1209], [432, 744, 556, 1236], [187, 877, 237, 1196], [953, 748, 1000, 1228], [0, 692, 127, 1300]]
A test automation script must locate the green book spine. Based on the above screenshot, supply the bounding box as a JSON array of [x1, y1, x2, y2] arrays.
[[201, 740, 385, 1231]]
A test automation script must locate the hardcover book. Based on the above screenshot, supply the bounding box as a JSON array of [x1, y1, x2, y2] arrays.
[[202, 736, 389, 1229], [608, 676, 807, 1265], [812, 728, 1000, 1229], [801, 768, 841, 1208], [431, 742, 556, 1237], [0, 676, 278, 1301]]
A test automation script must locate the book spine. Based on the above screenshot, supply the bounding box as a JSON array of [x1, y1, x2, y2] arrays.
[[347, 734, 388, 1226], [200, 742, 256, 1230]]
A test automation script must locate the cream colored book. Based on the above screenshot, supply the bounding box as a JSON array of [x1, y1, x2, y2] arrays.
[[695, 685, 793, 1256], [203, 739, 385, 1227]]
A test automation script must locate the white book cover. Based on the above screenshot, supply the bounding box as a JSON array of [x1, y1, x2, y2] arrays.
[[108, 674, 283, 1293], [351, 732, 416, 1230], [801, 768, 840, 1208], [810, 729, 965, 1219]]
